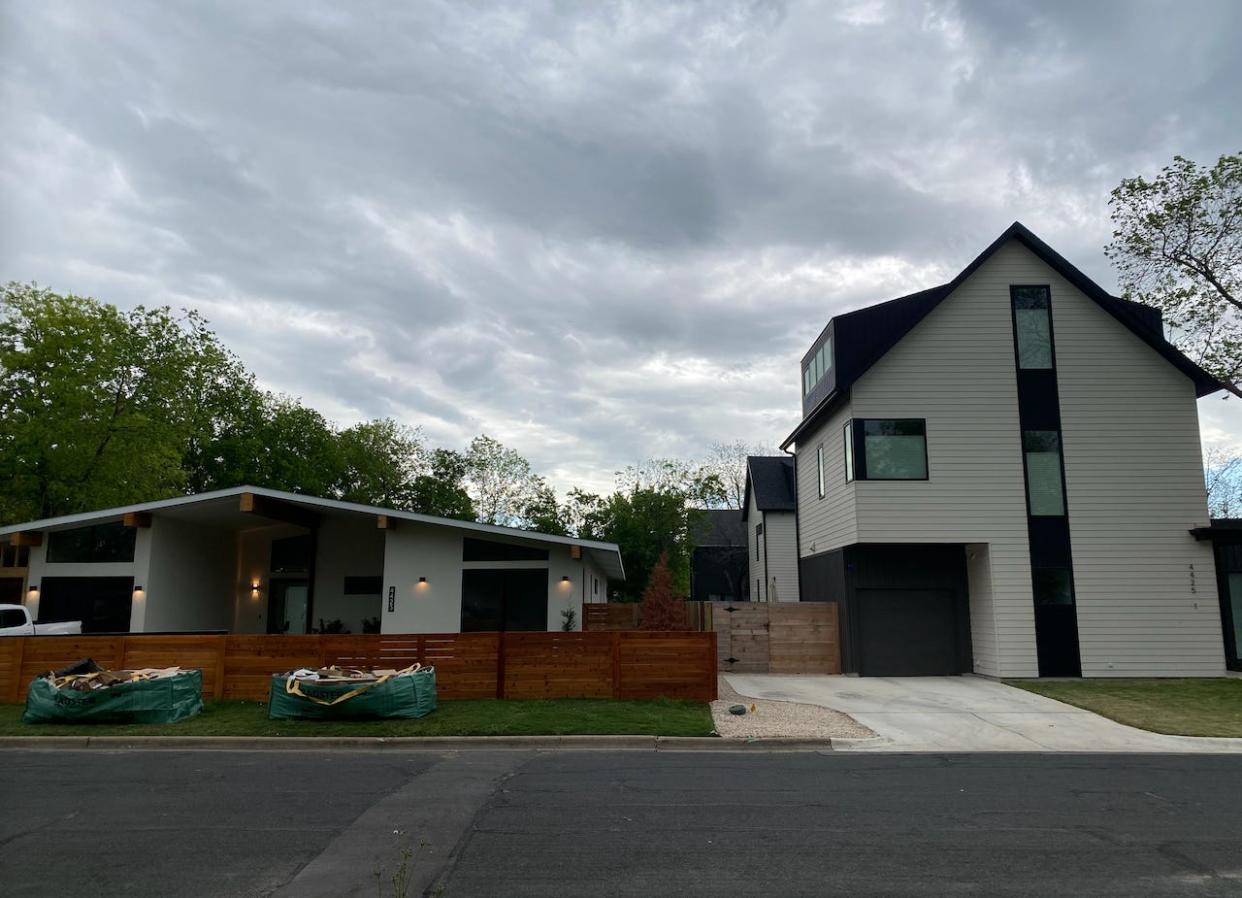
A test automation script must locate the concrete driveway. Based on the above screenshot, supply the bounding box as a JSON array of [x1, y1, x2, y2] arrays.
[[724, 673, 1242, 753]]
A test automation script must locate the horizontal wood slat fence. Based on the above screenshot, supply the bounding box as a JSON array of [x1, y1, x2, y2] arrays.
[[582, 601, 841, 675], [0, 631, 717, 705]]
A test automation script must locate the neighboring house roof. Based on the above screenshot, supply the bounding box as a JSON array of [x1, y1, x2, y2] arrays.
[[742, 456, 797, 520], [781, 221, 1222, 450], [691, 508, 747, 547], [0, 485, 625, 580]]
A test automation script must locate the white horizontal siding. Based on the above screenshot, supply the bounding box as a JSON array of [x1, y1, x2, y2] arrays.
[[747, 490, 764, 601], [795, 401, 857, 557], [849, 240, 1038, 677], [764, 511, 800, 602], [1052, 257, 1224, 676]]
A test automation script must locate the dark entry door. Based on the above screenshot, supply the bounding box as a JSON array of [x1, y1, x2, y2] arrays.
[[856, 588, 957, 676], [461, 569, 548, 632], [266, 580, 311, 634], [38, 576, 134, 633]]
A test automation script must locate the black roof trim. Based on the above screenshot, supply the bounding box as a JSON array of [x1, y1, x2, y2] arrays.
[[782, 221, 1222, 449], [742, 456, 797, 518]]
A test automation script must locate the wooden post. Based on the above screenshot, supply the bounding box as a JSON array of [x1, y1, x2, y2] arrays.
[[610, 632, 621, 699], [495, 633, 507, 699], [213, 636, 226, 700], [708, 631, 718, 700], [122, 512, 152, 528]]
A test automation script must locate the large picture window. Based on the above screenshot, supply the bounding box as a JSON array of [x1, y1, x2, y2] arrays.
[[1013, 286, 1053, 369], [1023, 431, 1066, 516], [46, 522, 136, 564], [845, 419, 928, 481]]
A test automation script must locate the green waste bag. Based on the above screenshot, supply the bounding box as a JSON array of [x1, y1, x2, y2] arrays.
[[22, 669, 204, 725], [267, 667, 436, 720]]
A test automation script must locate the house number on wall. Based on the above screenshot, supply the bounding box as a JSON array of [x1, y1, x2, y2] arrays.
[[387, 586, 395, 612], [1188, 563, 1197, 595]]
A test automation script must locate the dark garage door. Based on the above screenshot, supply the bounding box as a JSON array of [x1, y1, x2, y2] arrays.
[[856, 588, 958, 676]]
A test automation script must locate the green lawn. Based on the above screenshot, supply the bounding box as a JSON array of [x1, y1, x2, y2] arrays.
[[0, 696, 714, 738], [1007, 678, 1242, 738]]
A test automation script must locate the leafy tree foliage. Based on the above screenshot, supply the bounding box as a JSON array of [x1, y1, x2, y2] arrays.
[[0, 284, 237, 520], [408, 448, 475, 520], [463, 434, 547, 526], [1106, 152, 1242, 395]]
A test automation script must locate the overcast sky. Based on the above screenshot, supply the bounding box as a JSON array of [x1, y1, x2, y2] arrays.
[[2, 0, 1240, 494]]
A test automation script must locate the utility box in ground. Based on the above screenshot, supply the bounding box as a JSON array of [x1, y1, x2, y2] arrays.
[[267, 666, 436, 720]]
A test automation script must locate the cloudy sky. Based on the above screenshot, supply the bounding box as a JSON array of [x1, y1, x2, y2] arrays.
[[2, 0, 1240, 494]]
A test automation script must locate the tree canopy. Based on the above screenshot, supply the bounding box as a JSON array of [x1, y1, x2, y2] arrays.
[[1106, 152, 1242, 396]]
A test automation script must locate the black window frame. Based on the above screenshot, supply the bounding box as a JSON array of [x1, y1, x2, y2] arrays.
[[844, 418, 929, 482], [755, 523, 763, 560], [1021, 429, 1068, 517], [1011, 285, 1056, 371]]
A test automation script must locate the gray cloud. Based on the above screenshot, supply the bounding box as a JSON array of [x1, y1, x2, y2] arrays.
[[2, 0, 1241, 494]]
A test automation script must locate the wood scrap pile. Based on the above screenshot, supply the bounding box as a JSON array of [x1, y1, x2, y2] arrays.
[[38, 658, 189, 692]]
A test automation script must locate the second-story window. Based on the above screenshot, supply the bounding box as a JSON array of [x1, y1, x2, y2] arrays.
[[844, 419, 928, 481], [755, 523, 763, 560], [1013, 286, 1053, 369], [817, 444, 826, 497], [802, 340, 833, 396]]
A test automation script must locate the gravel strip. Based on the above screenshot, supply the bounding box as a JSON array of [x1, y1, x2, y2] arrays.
[[711, 676, 875, 740]]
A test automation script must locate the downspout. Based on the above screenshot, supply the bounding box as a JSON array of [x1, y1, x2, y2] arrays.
[[783, 444, 802, 602]]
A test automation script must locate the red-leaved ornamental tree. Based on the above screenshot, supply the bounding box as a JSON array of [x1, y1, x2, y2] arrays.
[[638, 552, 688, 630]]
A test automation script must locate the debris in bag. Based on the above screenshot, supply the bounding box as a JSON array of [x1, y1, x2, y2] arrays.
[[23, 665, 203, 725], [52, 658, 103, 678], [268, 664, 437, 720]]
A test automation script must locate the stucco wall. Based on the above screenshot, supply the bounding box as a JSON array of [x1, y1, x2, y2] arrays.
[[143, 516, 233, 632], [311, 515, 385, 634]]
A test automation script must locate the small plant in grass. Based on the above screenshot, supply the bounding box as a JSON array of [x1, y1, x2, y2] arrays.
[[561, 607, 577, 631], [638, 552, 689, 631]]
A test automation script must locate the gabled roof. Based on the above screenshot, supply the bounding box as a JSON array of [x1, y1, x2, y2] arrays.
[[690, 509, 747, 547], [781, 221, 1222, 450], [0, 485, 625, 580], [742, 456, 797, 520]]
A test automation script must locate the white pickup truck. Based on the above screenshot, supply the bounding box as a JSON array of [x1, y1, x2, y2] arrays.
[[0, 604, 82, 636]]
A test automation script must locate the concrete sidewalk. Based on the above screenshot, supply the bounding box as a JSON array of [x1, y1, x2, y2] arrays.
[[724, 673, 1242, 753]]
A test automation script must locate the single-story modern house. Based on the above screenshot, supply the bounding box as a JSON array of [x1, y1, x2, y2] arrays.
[[0, 486, 623, 635]]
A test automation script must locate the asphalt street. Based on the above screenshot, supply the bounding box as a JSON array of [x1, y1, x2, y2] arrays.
[[2, 749, 1241, 897]]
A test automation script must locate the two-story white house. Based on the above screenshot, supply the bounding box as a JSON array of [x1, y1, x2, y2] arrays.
[[782, 222, 1228, 679], [742, 456, 800, 603]]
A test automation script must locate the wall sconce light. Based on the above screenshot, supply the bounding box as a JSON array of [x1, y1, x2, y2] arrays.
[[250, 580, 262, 600], [28, 583, 39, 598], [560, 576, 571, 588], [133, 584, 144, 594], [416, 577, 428, 590]]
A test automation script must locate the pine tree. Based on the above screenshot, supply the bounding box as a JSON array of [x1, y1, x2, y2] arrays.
[[638, 552, 688, 630]]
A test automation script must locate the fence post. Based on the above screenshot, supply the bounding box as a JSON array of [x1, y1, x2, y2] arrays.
[[708, 631, 718, 700], [495, 633, 507, 699], [213, 636, 226, 700], [610, 632, 621, 698]]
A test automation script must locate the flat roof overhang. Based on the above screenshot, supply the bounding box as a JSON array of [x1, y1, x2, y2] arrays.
[[0, 485, 626, 581]]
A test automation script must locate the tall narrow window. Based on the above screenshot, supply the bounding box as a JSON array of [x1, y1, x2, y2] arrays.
[[1013, 286, 1053, 369], [817, 444, 826, 497], [1023, 431, 1066, 515], [843, 422, 854, 482], [755, 523, 763, 559]]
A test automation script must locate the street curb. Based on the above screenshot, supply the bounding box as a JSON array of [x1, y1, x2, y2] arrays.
[[0, 734, 834, 752]]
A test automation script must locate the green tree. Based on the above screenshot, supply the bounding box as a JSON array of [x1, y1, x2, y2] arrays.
[[521, 479, 570, 535], [0, 284, 237, 522], [408, 448, 475, 520], [1106, 152, 1242, 396], [585, 485, 703, 602], [333, 419, 424, 507], [464, 434, 544, 526]]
